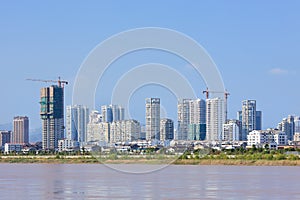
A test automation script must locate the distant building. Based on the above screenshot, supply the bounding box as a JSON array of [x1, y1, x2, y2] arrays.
[[13, 116, 29, 143], [89, 110, 102, 123], [0, 131, 11, 148], [188, 124, 206, 140], [278, 115, 295, 141], [58, 139, 80, 152], [140, 125, 146, 140], [101, 105, 113, 123], [223, 120, 240, 141], [40, 85, 64, 150], [188, 99, 206, 140], [101, 105, 124, 123], [111, 105, 125, 122], [189, 99, 206, 124], [145, 98, 160, 140], [4, 143, 23, 154], [86, 122, 110, 146], [294, 132, 300, 142], [237, 110, 262, 131], [66, 105, 89, 143], [177, 99, 191, 140], [160, 118, 174, 141], [239, 100, 263, 141], [206, 98, 225, 141], [255, 111, 262, 130], [237, 111, 242, 122], [241, 100, 256, 140], [247, 130, 287, 146], [110, 120, 141, 143], [294, 116, 300, 133]]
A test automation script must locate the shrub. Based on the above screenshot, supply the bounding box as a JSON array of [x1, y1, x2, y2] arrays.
[[275, 154, 286, 160]]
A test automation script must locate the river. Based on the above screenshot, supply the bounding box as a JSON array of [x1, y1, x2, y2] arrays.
[[0, 164, 298, 199]]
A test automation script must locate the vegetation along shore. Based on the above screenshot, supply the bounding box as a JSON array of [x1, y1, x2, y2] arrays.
[[1, 147, 300, 166]]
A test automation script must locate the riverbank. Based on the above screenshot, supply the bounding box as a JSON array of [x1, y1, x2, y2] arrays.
[[1, 155, 300, 166]]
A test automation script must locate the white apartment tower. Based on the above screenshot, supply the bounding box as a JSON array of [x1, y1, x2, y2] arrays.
[[206, 98, 225, 141], [278, 115, 295, 141], [177, 99, 191, 140], [160, 118, 174, 141], [189, 99, 206, 124], [146, 98, 160, 140], [89, 110, 102, 124], [87, 122, 110, 145], [66, 105, 89, 143], [188, 99, 206, 140], [101, 105, 125, 122], [223, 120, 240, 141], [241, 100, 256, 141], [294, 116, 300, 133], [110, 120, 140, 143]]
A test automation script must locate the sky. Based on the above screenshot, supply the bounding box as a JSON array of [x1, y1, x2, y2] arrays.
[[0, 1, 300, 130]]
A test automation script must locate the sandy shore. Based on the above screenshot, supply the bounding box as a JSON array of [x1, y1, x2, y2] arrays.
[[1, 155, 300, 166]]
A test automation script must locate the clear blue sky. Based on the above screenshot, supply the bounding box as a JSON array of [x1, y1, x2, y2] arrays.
[[0, 1, 300, 129]]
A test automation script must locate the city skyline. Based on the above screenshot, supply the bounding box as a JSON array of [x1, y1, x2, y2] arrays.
[[3, 95, 300, 144], [1, 1, 300, 131], [1, 2, 300, 199]]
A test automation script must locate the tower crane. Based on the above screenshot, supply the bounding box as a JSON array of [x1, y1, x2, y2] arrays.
[[202, 87, 230, 100], [202, 87, 230, 121], [26, 76, 68, 88]]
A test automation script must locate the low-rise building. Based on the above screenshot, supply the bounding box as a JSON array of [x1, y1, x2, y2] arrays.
[[4, 143, 23, 154], [247, 129, 287, 147], [58, 139, 80, 152]]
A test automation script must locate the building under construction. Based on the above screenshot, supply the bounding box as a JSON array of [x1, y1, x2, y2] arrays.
[[40, 85, 64, 150]]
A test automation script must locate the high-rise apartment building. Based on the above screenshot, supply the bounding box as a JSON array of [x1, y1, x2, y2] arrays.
[[86, 110, 109, 146], [87, 122, 110, 145], [294, 116, 300, 133], [146, 98, 160, 140], [101, 105, 124, 122], [40, 85, 64, 150], [256, 111, 262, 130], [238, 106, 262, 140], [160, 118, 174, 141], [237, 111, 242, 122], [13, 116, 29, 143], [66, 105, 89, 143], [0, 131, 11, 147], [278, 115, 295, 141], [110, 120, 140, 143], [189, 99, 206, 124], [177, 99, 191, 140], [240, 100, 257, 141], [188, 99, 206, 140], [111, 105, 125, 122], [222, 120, 240, 141], [89, 110, 102, 124], [101, 105, 113, 123], [206, 98, 225, 141]]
